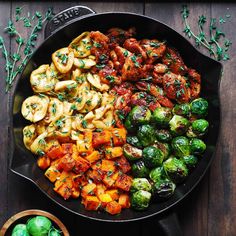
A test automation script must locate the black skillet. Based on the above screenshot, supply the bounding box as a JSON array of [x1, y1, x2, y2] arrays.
[[9, 6, 222, 236]]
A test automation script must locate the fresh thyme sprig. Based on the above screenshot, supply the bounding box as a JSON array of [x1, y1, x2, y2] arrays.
[[0, 7, 54, 92], [181, 5, 232, 61]]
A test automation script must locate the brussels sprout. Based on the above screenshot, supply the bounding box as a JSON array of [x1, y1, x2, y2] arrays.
[[149, 166, 167, 183], [172, 103, 190, 117], [186, 126, 198, 138], [123, 143, 142, 161], [131, 190, 152, 210], [153, 141, 171, 160], [192, 119, 209, 136], [152, 179, 176, 200], [129, 105, 152, 125], [169, 115, 190, 136], [152, 107, 173, 127], [143, 146, 164, 168], [48, 228, 61, 236], [155, 129, 172, 143], [137, 124, 156, 146], [190, 98, 208, 117], [27, 216, 52, 236], [163, 157, 188, 183], [131, 178, 152, 193], [171, 136, 190, 158], [124, 113, 135, 132], [190, 138, 206, 155], [126, 136, 143, 148], [132, 160, 150, 178], [12, 224, 30, 236], [181, 155, 198, 169]]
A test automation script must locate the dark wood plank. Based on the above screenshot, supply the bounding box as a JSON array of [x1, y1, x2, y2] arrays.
[[0, 1, 11, 227], [144, 3, 212, 236], [208, 3, 236, 236]]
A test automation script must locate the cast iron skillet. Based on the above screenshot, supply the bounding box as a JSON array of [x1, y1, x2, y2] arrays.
[[9, 6, 222, 236]]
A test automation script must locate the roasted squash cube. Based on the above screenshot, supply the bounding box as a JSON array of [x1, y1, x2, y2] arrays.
[[112, 128, 127, 146], [115, 173, 133, 191], [85, 151, 102, 163], [54, 183, 72, 200], [105, 147, 123, 159], [86, 169, 103, 183], [45, 165, 61, 182], [47, 145, 64, 159], [62, 143, 74, 155], [105, 201, 122, 215], [115, 156, 131, 173], [118, 193, 130, 208], [37, 156, 51, 170], [92, 130, 112, 148], [73, 156, 90, 175], [106, 189, 119, 201], [83, 196, 101, 211], [58, 154, 75, 172], [102, 171, 119, 187], [81, 183, 97, 198], [95, 184, 107, 197], [101, 159, 116, 172]]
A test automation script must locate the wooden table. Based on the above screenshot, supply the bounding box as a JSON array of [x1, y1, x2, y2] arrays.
[[0, 1, 235, 235]]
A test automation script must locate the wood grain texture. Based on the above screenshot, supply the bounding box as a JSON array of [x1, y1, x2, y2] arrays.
[[0, 1, 11, 227]]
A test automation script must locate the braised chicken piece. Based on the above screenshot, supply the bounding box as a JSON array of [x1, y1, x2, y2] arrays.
[[136, 81, 174, 108], [140, 39, 166, 64], [90, 31, 110, 63], [162, 47, 188, 75], [162, 72, 190, 104], [153, 63, 168, 84], [187, 68, 201, 99], [107, 27, 136, 48]]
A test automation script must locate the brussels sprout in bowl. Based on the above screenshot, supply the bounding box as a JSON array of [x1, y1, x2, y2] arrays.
[[0, 209, 69, 236]]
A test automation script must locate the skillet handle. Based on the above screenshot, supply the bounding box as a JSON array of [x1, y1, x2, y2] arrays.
[[158, 212, 183, 236], [44, 6, 96, 38]]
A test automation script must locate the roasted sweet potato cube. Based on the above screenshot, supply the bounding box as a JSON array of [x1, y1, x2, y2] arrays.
[[85, 151, 102, 163], [62, 143, 74, 154], [115, 173, 133, 191], [106, 189, 119, 201], [86, 169, 103, 183], [105, 201, 122, 215], [73, 156, 90, 175], [101, 159, 116, 172], [91, 160, 102, 170], [46, 145, 64, 159], [115, 156, 131, 173], [58, 154, 75, 172], [37, 156, 51, 170], [72, 174, 88, 189], [83, 196, 101, 211], [54, 183, 72, 200], [112, 128, 127, 146], [92, 130, 112, 148], [118, 193, 131, 208], [71, 188, 80, 198], [105, 147, 123, 159], [45, 165, 61, 182], [95, 184, 107, 197], [98, 193, 113, 208], [102, 171, 119, 187], [81, 183, 97, 198]]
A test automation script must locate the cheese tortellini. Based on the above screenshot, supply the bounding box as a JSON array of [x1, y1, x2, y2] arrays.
[[22, 32, 117, 155]]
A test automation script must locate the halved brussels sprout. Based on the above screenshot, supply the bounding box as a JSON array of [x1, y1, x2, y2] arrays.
[[169, 115, 190, 136], [131, 190, 152, 210], [152, 107, 173, 127], [124, 113, 135, 132], [123, 143, 143, 161], [130, 178, 152, 193], [132, 160, 150, 178], [149, 166, 167, 183], [152, 179, 176, 200], [163, 157, 188, 183], [190, 98, 208, 118], [186, 126, 197, 138], [172, 103, 190, 117], [129, 105, 152, 125], [190, 138, 206, 155], [171, 136, 190, 158], [153, 141, 171, 160], [143, 146, 164, 168], [192, 119, 209, 136], [126, 136, 143, 148], [155, 129, 172, 143], [181, 155, 198, 169], [137, 124, 156, 147]]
